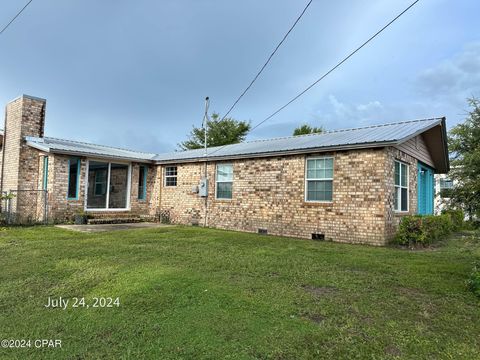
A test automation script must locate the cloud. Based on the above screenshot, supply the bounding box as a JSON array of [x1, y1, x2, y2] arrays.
[[316, 95, 401, 129], [416, 42, 480, 99], [251, 96, 402, 139]]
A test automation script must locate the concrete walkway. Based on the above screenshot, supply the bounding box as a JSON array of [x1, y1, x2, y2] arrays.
[[55, 222, 172, 233]]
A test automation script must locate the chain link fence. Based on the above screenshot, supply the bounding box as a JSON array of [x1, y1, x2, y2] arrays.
[[1, 190, 49, 225]]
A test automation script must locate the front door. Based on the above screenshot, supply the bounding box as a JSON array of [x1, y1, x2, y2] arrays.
[[417, 162, 434, 215]]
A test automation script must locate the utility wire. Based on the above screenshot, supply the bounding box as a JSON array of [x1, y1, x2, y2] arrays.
[[0, 0, 34, 36], [220, 0, 313, 121], [208, 0, 420, 157]]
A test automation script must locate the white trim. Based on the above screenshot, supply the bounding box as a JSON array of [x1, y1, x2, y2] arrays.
[[304, 156, 334, 203], [126, 163, 132, 209], [84, 159, 89, 210], [105, 163, 111, 206], [394, 160, 409, 213], [215, 163, 233, 200], [84, 159, 132, 212], [164, 165, 178, 187]]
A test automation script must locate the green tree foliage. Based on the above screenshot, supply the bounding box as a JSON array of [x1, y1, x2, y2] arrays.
[[293, 124, 324, 136], [448, 98, 480, 220], [179, 113, 251, 150]]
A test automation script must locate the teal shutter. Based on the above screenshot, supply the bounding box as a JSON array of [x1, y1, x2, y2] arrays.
[[43, 156, 48, 190]]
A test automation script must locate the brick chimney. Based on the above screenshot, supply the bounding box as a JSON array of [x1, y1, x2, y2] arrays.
[[1, 95, 46, 193]]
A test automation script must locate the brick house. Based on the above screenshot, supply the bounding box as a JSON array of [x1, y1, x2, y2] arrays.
[[0, 95, 449, 245]]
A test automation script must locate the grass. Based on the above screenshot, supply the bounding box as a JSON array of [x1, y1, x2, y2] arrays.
[[0, 226, 479, 359]]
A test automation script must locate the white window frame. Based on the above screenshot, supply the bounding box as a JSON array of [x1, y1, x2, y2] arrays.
[[215, 163, 233, 200], [84, 159, 132, 212], [164, 166, 177, 187], [394, 160, 409, 213], [439, 178, 453, 190], [304, 156, 334, 203]]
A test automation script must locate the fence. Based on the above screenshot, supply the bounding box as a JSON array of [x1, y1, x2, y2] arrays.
[[1, 190, 49, 225]]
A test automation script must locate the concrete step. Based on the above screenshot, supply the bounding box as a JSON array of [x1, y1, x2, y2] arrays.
[[87, 217, 142, 225]]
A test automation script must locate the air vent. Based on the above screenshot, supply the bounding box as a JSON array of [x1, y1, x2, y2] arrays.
[[258, 228, 268, 235], [312, 233, 325, 241]]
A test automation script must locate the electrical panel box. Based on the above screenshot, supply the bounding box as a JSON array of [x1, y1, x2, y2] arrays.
[[199, 177, 208, 197]]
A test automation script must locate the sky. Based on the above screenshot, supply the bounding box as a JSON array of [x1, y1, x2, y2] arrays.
[[0, 0, 479, 154]]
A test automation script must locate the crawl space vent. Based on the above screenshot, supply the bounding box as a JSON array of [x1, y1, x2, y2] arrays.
[[258, 228, 268, 235], [312, 233, 325, 241]]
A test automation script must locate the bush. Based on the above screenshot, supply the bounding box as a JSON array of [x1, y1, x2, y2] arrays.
[[467, 261, 480, 298], [395, 214, 455, 247], [441, 209, 464, 231]]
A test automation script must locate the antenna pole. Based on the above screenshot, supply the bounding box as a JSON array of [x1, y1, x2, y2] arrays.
[[203, 97, 210, 228], [204, 97, 209, 158]]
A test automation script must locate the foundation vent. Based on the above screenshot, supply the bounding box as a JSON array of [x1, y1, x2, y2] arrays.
[[258, 228, 268, 235], [312, 233, 325, 241]]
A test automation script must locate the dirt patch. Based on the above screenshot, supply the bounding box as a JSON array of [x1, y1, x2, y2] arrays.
[[267, 272, 280, 278], [396, 286, 423, 297], [301, 285, 337, 297], [306, 314, 326, 324], [384, 345, 402, 357]]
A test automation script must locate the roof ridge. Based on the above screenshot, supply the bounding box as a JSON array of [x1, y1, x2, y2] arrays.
[[323, 117, 443, 134], [217, 117, 444, 146], [42, 136, 156, 155]]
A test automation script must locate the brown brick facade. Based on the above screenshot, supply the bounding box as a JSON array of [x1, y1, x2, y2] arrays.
[[158, 147, 419, 246]]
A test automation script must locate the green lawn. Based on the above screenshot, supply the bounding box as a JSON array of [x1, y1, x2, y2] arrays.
[[0, 226, 479, 359]]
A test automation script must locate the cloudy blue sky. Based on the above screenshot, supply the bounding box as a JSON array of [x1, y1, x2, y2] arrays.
[[0, 0, 478, 153]]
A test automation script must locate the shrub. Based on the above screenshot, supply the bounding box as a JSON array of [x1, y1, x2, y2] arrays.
[[467, 261, 480, 298], [441, 209, 464, 231], [395, 214, 455, 247], [395, 216, 426, 246]]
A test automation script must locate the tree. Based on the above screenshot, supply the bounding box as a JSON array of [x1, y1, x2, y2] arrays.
[[447, 98, 480, 220], [292, 124, 324, 136], [179, 113, 251, 150]]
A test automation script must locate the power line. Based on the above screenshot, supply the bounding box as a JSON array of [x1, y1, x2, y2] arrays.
[[220, 0, 313, 121], [0, 0, 34, 36], [208, 0, 420, 157]]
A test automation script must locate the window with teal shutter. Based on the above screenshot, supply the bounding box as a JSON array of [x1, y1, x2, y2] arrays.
[[138, 166, 147, 200], [42, 156, 48, 190], [67, 158, 80, 199]]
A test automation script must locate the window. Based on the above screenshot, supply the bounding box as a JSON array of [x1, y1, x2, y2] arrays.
[[394, 160, 409, 212], [164, 166, 177, 187], [216, 164, 233, 199], [67, 158, 80, 199], [42, 156, 48, 190], [305, 157, 333, 202], [138, 166, 147, 200], [94, 169, 107, 196], [439, 178, 453, 189], [439, 178, 453, 198]]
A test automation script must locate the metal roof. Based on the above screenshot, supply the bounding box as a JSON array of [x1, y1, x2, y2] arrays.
[[22, 117, 447, 169], [153, 118, 445, 163], [25, 136, 157, 162]]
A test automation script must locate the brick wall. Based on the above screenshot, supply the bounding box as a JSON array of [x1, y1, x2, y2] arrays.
[[1, 95, 46, 216], [384, 147, 419, 239], [48, 155, 86, 221], [158, 147, 420, 246], [46, 157, 157, 221]]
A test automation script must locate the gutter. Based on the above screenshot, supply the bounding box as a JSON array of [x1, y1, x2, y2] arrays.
[[25, 140, 155, 164]]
